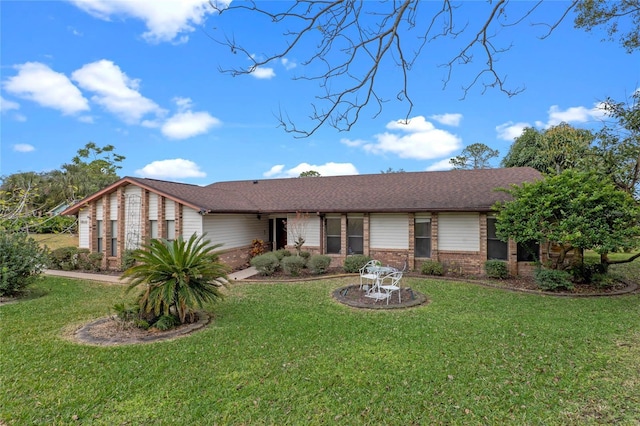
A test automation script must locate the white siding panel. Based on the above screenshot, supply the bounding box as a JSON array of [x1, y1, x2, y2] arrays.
[[148, 193, 158, 219], [109, 193, 118, 220], [438, 213, 480, 251], [203, 214, 269, 248], [124, 186, 142, 250], [78, 208, 90, 248], [165, 200, 175, 220], [182, 208, 203, 238], [96, 203, 103, 220], [370, 214, 409, 249], [286, 214, 321, 247]]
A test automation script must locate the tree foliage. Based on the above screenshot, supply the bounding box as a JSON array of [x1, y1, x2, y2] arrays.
[[450, 143, 499, 170], [0, 142, 124, 225], [494, 170, 640, 274], [299, 170, 321, 177], [122, 234, 229, 324], [501, 123, 595, 174], [0, 232, 48, 296], [588, 91, 640, 197], [211, 0, 638, 136]]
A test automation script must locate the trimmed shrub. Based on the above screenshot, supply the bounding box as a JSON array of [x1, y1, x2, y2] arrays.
[[0, 232, 48, 296], [274, 249, 292, 260], [250, 253, 280, 276], [299, 251, 311, 263], [534, 268, 573, 291], [282, 255, 306, 276], [484, 260, 509, 279], [343, 254, 371, 273], [308, 255, 331, 275], [49, 246, 81, 270], [421, 260, 444, 276]]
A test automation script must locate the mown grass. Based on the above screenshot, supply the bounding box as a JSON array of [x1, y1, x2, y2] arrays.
[[1, 275, 639, 425], [30, 233, 78, 251]]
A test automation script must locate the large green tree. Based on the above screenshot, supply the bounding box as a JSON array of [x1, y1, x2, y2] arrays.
[[588, 91, 640, 198], [0, 142, 124, 219], [501, 123, 595, 174], [212, 1, 639, 136], [495, 170, 640, 277], [450, 143, 499, 170]]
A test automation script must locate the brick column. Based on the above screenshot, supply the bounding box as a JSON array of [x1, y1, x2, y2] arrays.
[[175, 201, 182, 240], [363, 214, 370, 257], [102, 196, 110, 270], [431, 213, 439, 260], [89, 202, 97, 253], [408, 213, 415, 270], [117, 187, 125, 266], [158, 196, 166, 239], [142, 190, 150, 244], [479, 213, 488, 260]]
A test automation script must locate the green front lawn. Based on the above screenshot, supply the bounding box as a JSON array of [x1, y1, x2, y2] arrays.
[[1, 276, 639, 424]]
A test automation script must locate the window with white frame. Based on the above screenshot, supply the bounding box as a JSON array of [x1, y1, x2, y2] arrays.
[[487, 217, 508, 260], [110, 220, 118, 256], [325, 217, 341, 254], [96, 220, 103, 253], [415, 218, 431, 258], [149, 220, 158, 239], [165, 219, 176, 242], [347, 217, 363, 254]]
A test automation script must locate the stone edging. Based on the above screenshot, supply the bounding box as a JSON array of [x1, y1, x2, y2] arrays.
[[332, 285, 429, 310], [239, 273, 638, 298], [73, 311, 210, 346]]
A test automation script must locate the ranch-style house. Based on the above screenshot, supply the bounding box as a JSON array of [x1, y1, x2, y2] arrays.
[[61, 167, 543, 275]]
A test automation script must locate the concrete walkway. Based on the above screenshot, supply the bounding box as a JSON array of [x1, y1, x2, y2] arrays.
[[44, 266, 258, 284]]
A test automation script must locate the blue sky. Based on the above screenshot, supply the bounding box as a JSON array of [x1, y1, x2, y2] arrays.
[[1, 1, 638, 185]]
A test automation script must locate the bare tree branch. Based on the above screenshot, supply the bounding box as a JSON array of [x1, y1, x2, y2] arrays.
[[210, 1, 580, 136]]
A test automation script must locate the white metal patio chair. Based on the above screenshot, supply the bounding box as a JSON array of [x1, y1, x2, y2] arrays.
[[378, 271, 403, 305], [359, 260, 380, 291]]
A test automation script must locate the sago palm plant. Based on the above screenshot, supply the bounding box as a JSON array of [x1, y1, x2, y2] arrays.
[[121, 234, 229, 324]]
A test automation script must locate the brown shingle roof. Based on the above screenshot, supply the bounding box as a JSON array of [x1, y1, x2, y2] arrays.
[[62, 167, 542, 216]]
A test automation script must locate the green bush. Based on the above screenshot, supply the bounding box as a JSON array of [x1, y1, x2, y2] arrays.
[[274, 249, 292, 260], [154, 314, 179, 331], [282, 255, 306, 276], [0, 232, 48, 296], [421, 260, 444, 276], [484, 260, 509, 279], [299, 251, 311, 261], [250, 253, 280, 276], [308, 254, 331, 274], [534, 268, 573, 291], [343, 254, 371, 273]]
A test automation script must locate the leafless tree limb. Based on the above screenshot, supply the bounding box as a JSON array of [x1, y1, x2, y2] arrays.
[[210, 0, 580, 136]]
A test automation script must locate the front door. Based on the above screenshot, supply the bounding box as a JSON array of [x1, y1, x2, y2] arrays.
[[274, 218, 287, 250]]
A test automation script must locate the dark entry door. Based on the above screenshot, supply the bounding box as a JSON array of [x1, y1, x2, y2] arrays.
[[274, 218, 287, 250]]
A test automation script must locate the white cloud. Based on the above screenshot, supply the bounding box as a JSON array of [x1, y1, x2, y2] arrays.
[[536, 104, 606, 128], [3, 62, 89, 115], [160, 97, 221, 139], [250, 67, 276, 79], [72, 59, 163, 124], [281, 58, 297, 70], [496, 121, 530, 141], [135, 158, 206, 179], [342, 116, 461, 160], [263, 162, 358, 178], [425, 158, 454, 171], [0, 96, 20, 113], [68, 0, 221, 43], [13, 144, 35, 153], [162, 111, 221, 139], [429, 113, 462, 127]]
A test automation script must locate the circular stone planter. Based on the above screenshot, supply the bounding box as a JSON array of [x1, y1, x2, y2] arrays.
[[332, 285, 428, 310], [72, 311, 210, 346]]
